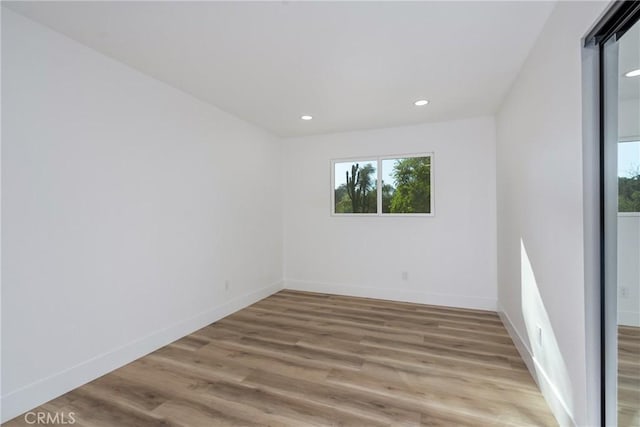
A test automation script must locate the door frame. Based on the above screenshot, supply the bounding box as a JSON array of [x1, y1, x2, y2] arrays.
[[583, 2, 640, 425]]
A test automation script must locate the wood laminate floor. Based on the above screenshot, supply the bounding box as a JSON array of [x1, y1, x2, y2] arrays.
[[4, 290, 557, 426], [619, 325, 640, 427]]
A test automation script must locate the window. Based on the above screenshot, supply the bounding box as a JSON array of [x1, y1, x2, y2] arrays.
[[618, 140, 640, 213], [333, 159, 378, 214], [332, 154, 433, 216]]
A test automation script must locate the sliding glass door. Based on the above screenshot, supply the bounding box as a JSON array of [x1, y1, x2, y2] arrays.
[[600, 11, 640, 427]]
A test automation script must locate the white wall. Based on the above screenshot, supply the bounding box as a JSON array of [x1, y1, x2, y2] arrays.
[[1, 9, 283, 422], [283, 117, 497, 310], [618, 214, 640, 326], [496, 2, 608, 426], [619, 98, 640, 141], [617, 82, 640, 328]]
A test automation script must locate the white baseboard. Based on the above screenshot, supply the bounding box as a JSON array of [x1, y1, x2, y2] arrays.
[[497, 305, 574, 427], [497, 307, 536, 378], [618, 310, 640, 327], [284, 279, 496, 311], [0, 281, 283, 423]]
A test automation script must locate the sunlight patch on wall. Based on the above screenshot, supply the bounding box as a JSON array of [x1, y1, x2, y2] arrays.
[[520, 239, 574, 422]]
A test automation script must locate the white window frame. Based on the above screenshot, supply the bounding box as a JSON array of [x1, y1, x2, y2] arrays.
[[330, 152, 434, 217]]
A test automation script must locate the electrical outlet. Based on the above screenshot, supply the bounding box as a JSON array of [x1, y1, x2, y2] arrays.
[[537, 325, 543, 348], [225, 280, 230, 291], [401, 271, 408, 281], [620, 286, 629, 298]]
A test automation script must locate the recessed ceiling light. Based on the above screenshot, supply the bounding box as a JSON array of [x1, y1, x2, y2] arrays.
[[300, 115, 313, 120], [414, 99, 429, 106], [625, 69, 640, 77]]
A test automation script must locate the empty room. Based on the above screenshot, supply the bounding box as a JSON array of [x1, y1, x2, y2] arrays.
[[1, 1, 639, 426]]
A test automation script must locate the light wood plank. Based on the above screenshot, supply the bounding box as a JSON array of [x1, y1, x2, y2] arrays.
[[619, 325, 640, 427], [3, 290, 557, 426]]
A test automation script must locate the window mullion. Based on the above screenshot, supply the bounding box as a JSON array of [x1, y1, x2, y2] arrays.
[[377, 158, 383, 215]]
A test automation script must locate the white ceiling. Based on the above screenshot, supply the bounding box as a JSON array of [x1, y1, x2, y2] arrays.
[[5, 1, 557, 137], [619, 20, 640, 101]]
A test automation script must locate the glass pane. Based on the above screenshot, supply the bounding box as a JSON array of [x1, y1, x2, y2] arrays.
[[616, 18, 640, 426], [602, 33, 620, 427], [381, 156, 431, 214], [618, 141, 640, 212], [333, 160, 377, 213]]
